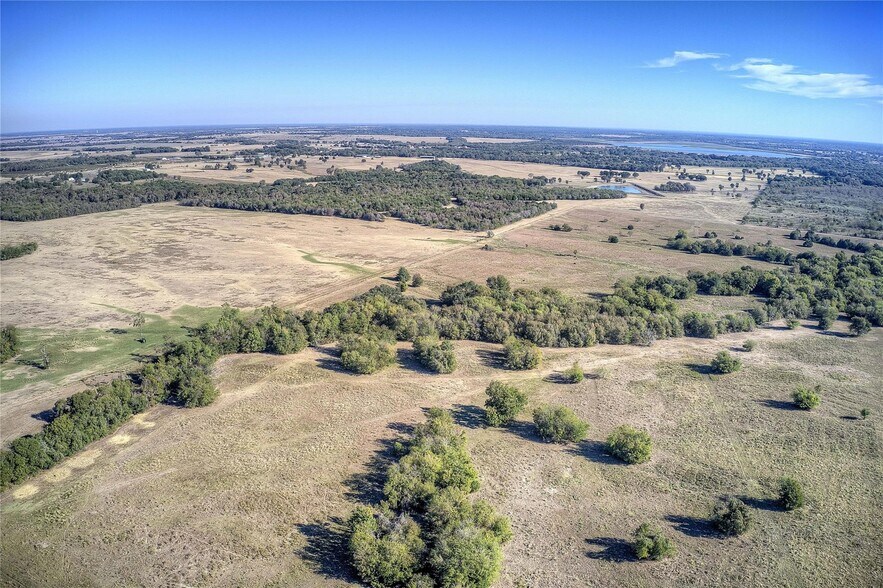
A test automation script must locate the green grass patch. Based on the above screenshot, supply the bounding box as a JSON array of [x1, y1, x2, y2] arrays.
[[0, 306, 223, 394], [298, 250, 373, 275]]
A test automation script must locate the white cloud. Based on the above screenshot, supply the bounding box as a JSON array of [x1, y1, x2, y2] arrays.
[[644, 51, 723, 68], [722, 58, 883, 99]]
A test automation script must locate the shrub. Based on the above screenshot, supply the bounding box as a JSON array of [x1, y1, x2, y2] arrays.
[[0, 325, 20, 362], [632, 523, 675, 561], [411, 273, 424, 287], [627, 224, 634, 230], [785, 318, 800, 329], [742, 340, 756, 352], [348, 506, 425, 588], [397, 267, 411, 283], [174, 369, 219, 408], [413, 336, 457, 374], [608, 235, 619, 243], [792, 385, 821, 410], [503, 337, 542, 370], [710, 350, 741, 374], [860, 408, 871, 419], [429, 525, 504, 588], [484, 381, 527, 427], [849, 316, 871, 337], [340, 334, 396, 374], [533, 405, 588, 443], [779, 477, 805, 510], [606, 425, 652, 464], [712, 497, 752, 536], [562, 362, 584, 383]]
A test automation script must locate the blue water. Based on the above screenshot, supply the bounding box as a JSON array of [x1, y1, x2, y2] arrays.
[[609, 141, 801, 159], [595, 184, 643, 194]]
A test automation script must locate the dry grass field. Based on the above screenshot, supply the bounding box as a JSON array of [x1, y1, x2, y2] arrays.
[[1, 325, 880, 587]]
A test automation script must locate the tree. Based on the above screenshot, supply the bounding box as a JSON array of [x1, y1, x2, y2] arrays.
[[606, 425, 652, 464], [132, 312, 146, 342], [503, 337, 542, 370], [340, 335, 396, 375], [0, 325, 20, 362], [39, 345, 50, 369], [174, 369, 218, 408], [484, 381, 527, 427], [413, 336, 457, 374], [849, 316, 871, 337], [608, 235, 619, 243], [533, 405, 588, 443], [563, 362, 584, 383], [742, 340, 756, 352], [712, 497, 752, 536], [397, 267, 411, 283], [632, 523, 675, 561], [710, 350, 741, 374], [860, 408, 870, 419], [348, 506, 425, 588], [411, 273, 424, 287], [779, 477, 805, 510], [792, 385, 821, 410]]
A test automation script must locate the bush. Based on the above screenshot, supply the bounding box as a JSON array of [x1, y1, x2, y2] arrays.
[[849, 316, 871, 337], [710, 350, 741, 374], [1, 325, 20, 362], [397, 267, 411, 283], [503, 337, 542, 370], [348, 506, 425, 588], [779, 477, 805, 510], [533, 405, 588, 443], [174, 369, 219, 408], [792, 385, 821, 410], [411, 273, 424, 287], [413, 336, 457, 374], [340, 334, 396, 374], [608, 235, 619, 243], [860, 408, 871, 419], [632, 523, 675, 561], [606, 425, 652, 464], [712, 497, 752, 536], [562, 362, 584, 383], [742, 340, 756, 352], [484, 381, 527, 427], [429, 525, 504, 588], [785, 318, 800, 329]]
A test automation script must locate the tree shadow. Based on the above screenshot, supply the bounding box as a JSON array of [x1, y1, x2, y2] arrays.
[[30, 408, 55, 423], [475, 348, 506, 370], [738, 495, 782, 512], [296, 517, 354, 582], [665, 515, 719, 539], [840, 415, 859, 421], [585, 537, 634, 562], [450, 404, 485, 429], [500, 420, 543, 443], [342, 422, 411, 504], [565, 439, 623, 465], [685, 363, 713, 375], [396, 348, 434, 375], [756, 399, 799, 411], [107, 328, 128, 335]]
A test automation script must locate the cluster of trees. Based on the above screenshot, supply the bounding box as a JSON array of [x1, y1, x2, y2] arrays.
[[1, 242, 37, 261], [0, 154, 134, 175], [1, 325, 20, 362], [789, 229, 879, 253], [677, 172, 707, 181], [549, 223, 573, 232], [93, 169, 161, 184], [131, 146, 179, 155], [413, 335, 456, 374], [340, 334, 396, 374], [654, 181, 696, 192], [666, 231, 794, 263], [348, 408, 511, 588]]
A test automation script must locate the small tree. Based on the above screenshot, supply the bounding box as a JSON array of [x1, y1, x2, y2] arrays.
[[779, 477, 805, 510], [503, 337, 542, 370], [606, 425, 652, 464], [396, 267, 411, 284], [563, 362, 584, 383], [742, 340, 756, 352], [533, 405, 588, 443], [860, 408, 870, 419], [849, 316, 871, 337], [712, 497, 752, 536], [785, 318, 800, 329], [710, 351, 741, 374], [411, 274, 424, 288], [608, 235, 619, 243], [792, 385, 821, 410], [340, 335, 396, 375], [484, 381, 527, 427], [632, 523, 675, 561], [132, 312, 146, 342], [39, 345, 51, 369], [413, 336, 456, 374]]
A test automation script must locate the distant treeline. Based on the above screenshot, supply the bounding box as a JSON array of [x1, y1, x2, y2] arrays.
[[0, 154, 134, 175], [654, 181, 696, 192], [132, 146, 179, 155], [3, 246, 880, 490], [0, 242, 37, 261], [1, 160, 624, 229], [93, 169, 162, 184]]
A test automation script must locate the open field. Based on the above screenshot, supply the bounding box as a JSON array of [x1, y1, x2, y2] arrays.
[[1, 324, 880, 587]]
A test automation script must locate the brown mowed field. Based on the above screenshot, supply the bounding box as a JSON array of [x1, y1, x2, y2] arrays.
[[1, 326, 880, 587]]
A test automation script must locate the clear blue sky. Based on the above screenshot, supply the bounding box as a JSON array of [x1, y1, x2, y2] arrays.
[[2, 1, 881, 142]]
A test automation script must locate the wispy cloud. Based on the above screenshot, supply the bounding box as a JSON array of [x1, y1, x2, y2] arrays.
[[720, 58, 883, 99], [644, 51, 724, 68]]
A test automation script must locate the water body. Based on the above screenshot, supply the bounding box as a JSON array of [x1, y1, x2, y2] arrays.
[[609, 141, 802, 159], [594, 184, 643, 194]]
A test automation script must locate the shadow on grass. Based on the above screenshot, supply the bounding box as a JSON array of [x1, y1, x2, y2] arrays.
[[685, 363, 714, 375], [756, 399, 800, 411], [665, 515, 719, 539], [585, 537, 634, 562], [475, 348, 507, 370], [499, 420, 543, 443], [450, 404, 485, 429], [738, 495, 783, 512], [566, 440, 623, 466], [544, 372, 597, 384], [296, 517, 354, 582], [342, 422, 410, 505], [31, 408, 55, 423], [395, 348, 435, 375]]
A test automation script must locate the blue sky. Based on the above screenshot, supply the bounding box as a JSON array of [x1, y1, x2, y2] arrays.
[[2, 1, 881, 142]]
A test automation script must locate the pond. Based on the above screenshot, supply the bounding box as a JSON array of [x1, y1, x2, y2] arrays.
[[594, 184, 643, 194]]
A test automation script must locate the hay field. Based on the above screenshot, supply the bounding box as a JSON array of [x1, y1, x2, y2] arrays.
[[1, 325, 880, 587]]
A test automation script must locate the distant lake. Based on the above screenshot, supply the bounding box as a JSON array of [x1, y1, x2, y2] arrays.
[[595, 184, 643, 194], [608, 141, 803, 159]]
